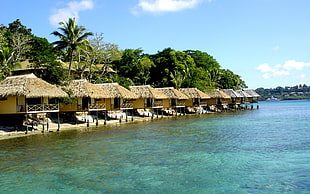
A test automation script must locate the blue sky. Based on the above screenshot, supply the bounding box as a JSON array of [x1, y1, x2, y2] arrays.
[[2, 0, 310, 89]]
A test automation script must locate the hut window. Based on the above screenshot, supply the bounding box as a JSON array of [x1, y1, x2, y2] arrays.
[[114, 98, 121, 108], [0, 97, 7, 101], [26, 98, 41, 105], [171, 99, 177, 106], [95, 99, 100, 102]]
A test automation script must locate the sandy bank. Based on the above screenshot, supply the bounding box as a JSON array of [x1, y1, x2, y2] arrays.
[[0, 114, 190, 141]]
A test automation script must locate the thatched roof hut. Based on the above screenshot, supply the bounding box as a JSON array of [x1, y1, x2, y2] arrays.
[[205, 89, 230, 99], [244, 89, 260, 97], [0, 73, 68, 98], [95, 83, 138, 99], [235, 89, 252, 98], [221, 89, 242, 98], [156, 87, 189, 100], [66, 79, 111, 98], [179, 88, 210, 99], [130, 85, 168, 99]]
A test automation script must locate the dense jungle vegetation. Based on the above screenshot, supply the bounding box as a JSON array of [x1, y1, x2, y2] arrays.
[[0, 18, 247, 90]]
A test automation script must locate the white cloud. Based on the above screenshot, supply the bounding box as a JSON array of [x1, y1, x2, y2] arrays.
[[49, 0, 94, 27], [282, 60, 310, 70], [256, 63, 273, 73], [256, 60, 309, 79], [132, 0, 207, 15]]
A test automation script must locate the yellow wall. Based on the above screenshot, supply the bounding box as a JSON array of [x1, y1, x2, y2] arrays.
[[207, 98, 217, 106], [184, 99, 193, 107], [162, 99, 170, 108], [0, 96, 18, 114], [59, 101, 78, 112], [133, 99, 145, 109]]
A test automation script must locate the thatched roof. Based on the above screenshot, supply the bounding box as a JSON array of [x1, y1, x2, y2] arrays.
[[66, 79, 111, 98], [156, 87, 189, 100], [179, 88, 210, 99], [244, 89, 260, 97], [222, 89, 243, 98], [235, 90, 252, 98], [95, 83, 138, 99], [130, 85, 168, 99], [0, 73, 68, 98], [205, 89, 231, 99]]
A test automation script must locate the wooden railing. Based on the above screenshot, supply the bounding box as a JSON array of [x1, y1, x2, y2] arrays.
[[77, 103, 106, 111], [121, 103, 133, 109], [175, 102, 185, 107], [89, 103, 106, 110], [200, 102, 208, 106], [151, 102, 163, 107], [26, 104, 59, 112]]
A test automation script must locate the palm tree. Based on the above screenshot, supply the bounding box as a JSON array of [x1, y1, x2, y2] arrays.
[[51, 18, 93, 78]]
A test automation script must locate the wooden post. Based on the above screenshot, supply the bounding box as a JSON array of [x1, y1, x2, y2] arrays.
[[57, 111, 60, 131], [104, 110, 107, 125], [96, 111, 99, 126], [126, 109, 128, 122]]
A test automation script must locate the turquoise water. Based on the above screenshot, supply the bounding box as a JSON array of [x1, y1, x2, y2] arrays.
[[0, 100, 310, 193]]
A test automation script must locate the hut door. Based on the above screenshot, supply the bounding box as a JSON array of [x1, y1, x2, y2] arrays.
[[146, 98, 153, 107], [171, 99, 177, 106], [193, 98, 199, 106], [114, 98, 121, 109], [82, 97, 89, 110]]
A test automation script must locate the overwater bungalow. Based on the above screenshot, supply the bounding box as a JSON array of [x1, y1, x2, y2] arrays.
[[129, 85, 168, 116], [60, 79, 111, 113], [204, 89, 231, 111], [95, 83, 138, 119], [235, 89, 252, 105], [0, 74, 68, 115], [156, 87, 189, 115], [244, 89, 260, 104], [221, 89, 243, 109], [179, 88, 211, 112]]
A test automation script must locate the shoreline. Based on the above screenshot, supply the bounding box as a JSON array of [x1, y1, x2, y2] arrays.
[[0, 113, 196, 141]]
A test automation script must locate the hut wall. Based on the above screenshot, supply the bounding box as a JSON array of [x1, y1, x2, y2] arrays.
[[59, 102, 78, 112], [0, 96, 17, 114], [132, 99, 145, 109], [43, 97, 48, 104], [162, 99, 170, 108], [105, 98, 112, 110], [207, 98, 217, 106], [184, 99, 193, 107], [18, 96, 25, 108]]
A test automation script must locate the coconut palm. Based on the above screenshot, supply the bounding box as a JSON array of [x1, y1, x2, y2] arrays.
[[51, 18, 93, 78]]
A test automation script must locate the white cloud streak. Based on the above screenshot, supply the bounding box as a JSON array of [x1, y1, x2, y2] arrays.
[[256, 60, 310, 79], [132, 0, 207, 15], [49, 0, 94, 27]]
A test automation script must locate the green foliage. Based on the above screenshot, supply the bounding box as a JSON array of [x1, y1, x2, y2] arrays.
[[218, 69, 248, 89], [0, 19, 249, 91], [51, 18, 93, 78], [40, 61, 66, 86], [256, 85, 310, 100]]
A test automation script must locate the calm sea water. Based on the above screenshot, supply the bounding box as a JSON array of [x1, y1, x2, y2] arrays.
[[0, 100, 310, 193]]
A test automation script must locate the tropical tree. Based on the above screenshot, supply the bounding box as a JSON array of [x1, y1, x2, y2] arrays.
[[51, 18, 93, 78], [0, 24, 31, 79], [218, 69, 247, 89]]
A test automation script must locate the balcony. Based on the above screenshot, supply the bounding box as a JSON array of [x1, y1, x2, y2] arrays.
[[150, 102, 163, 108], [121, 103, 134, 109], [26, 104, 59, 113], [78, 103, 106, 111], [88, 103, 106, 110]]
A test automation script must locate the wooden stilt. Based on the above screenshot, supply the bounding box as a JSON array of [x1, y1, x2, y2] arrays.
[[57, 111, 60, 131]]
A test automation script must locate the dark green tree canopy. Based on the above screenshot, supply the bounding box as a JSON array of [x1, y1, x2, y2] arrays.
[[1, 19, 248, 90]]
